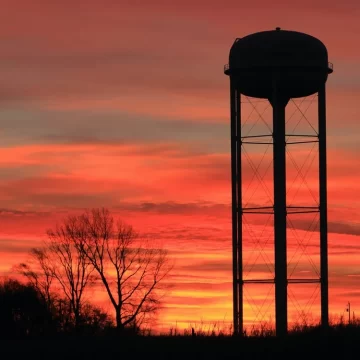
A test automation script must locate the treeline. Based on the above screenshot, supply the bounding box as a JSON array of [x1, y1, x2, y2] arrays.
[[0, 278, 113, 338], [1, 208, 172, 338]]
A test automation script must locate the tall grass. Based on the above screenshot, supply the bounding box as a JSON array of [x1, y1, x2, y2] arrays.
[[163, 312, 360, 337]]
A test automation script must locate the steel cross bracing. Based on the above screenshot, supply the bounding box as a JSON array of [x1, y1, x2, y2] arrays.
[[231, 88, 328, 335]]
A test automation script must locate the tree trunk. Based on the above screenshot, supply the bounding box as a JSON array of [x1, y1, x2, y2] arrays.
[[74, 310, 80, 330], [115, 307, 124, 332]]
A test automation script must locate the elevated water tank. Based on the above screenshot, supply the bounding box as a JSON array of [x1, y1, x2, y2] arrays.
[[224, 28, 333, 99]]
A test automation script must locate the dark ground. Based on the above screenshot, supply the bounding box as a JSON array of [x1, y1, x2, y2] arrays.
[[1, 326, 360, 359]]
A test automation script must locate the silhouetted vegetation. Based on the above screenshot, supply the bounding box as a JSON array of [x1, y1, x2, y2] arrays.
[[0, 278, 116, 337], [9, 208, 171, 338], [1, 277, 360, 357], [1, 317, 360, 359], [16, 237, 95, 329], [67, 208, 172, 331], [3, 208, 360, 357], [0, 279, 55, 338]]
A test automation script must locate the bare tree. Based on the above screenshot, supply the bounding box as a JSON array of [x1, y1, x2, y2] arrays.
[[18, 219, 96, 328], [67, 208, 172, 331], [46, 221, 96, 327], [15, 248, 54, 309]]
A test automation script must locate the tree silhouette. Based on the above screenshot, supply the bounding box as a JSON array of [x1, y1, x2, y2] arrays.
[[46, 224, 96, 328], [0, 279, 53, 338], [18, 224, 96, 329], [78, 302, 113, 335], [16, 248, 55, 310], [64, 208, 172, 331]]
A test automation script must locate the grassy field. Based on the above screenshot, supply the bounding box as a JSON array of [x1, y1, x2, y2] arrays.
[[1, 324, 360, 359]]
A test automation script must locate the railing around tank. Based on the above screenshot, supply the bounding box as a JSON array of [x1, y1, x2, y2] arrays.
[[224, 62, 334, 73]]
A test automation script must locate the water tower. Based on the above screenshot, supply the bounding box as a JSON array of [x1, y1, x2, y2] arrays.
[[224, 28, 333, 336]]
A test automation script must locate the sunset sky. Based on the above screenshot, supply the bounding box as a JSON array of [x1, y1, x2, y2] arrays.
[[0, 0, 360, 333]]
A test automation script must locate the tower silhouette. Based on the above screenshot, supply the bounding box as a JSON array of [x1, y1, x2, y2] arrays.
[[224, 28, 333, 336]]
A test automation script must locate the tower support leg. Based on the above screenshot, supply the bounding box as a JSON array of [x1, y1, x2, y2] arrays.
[[319, 84, 329, 328], [230, 80, 243, 335], [272, 84, 288, 337]]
